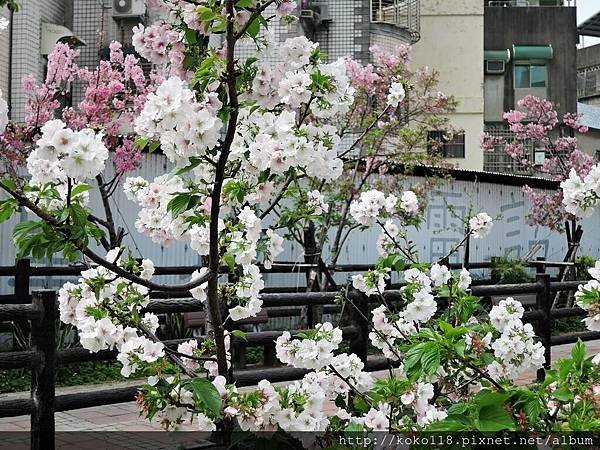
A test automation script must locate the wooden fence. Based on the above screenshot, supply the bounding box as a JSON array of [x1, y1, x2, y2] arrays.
[[0, 259, 598, 449]]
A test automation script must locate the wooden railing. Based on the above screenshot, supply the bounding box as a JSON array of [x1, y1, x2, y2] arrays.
[[0, 259, 595, 448]]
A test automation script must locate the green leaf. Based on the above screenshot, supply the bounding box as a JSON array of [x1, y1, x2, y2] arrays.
[[185, 28, 197, 44], [472, 390, 515, 432], [235, 0, 254, 7], [246, 17, 261, 38], [231, 330, 247, 341], [0, 199, 17, 223], [474, 390, 510, 407], [476, 403, 516, 432], [524, 396, 542, 421], [188, 378, 222, 418], [553, 387, 574, 402], [426, 416, 470, 431], [70, 184, 92, 197], [175, 157, 203, 176], [13, 221, 41, 243], [447, 403, 468, 415], [197, 6, 216, 21], [352, 395, 370, 414], [421, 344, 441, 376], [135, 137, 149, 150], [148, 141, 161, 154], [223, 253, 236, 271], [0, 178, 17, 191], [345, 421, 366, 432], [571, 339, 586, 367], [167, 193, 199, 217]]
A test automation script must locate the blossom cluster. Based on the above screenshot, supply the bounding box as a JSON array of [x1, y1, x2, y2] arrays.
[[13, 40, 156, 176], [132, 22, 188, 78], [134, 76, 223, 166], [487, 298, 545, 380], [575, 262, 600, 331], [561, 166, 600, 218], [58, 249, 163, 377], [483, 96, 596, 231], [275, 322, 343, 370], [231, 108, 344, 182], [124, 174, 283, 321], [177, 335, 232, 378], [26, 119, 108, 184], [350, 189, 419, 226], [469, 212, 494, 239], [251, 36, 355, 118], [352, 267, 390, 296]]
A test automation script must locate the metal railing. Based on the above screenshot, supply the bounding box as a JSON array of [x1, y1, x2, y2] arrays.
[[483, 126, 536, 174], [578, 67, 600, 99], [487, 1, 575, 6], [370, 0, 420, 43]]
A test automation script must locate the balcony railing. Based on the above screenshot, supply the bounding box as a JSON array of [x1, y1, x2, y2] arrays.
[[371, 0, 421, 43], [578, 67, 600, 99], [483, 126, 536, 174], [486, 0, 576, 6]]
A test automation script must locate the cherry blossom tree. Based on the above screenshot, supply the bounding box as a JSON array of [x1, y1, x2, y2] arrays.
[[273, 43, 458, 276], [0, 1, 599, 441], [482, 96, 599, 298], [0, 33, 160, 249]]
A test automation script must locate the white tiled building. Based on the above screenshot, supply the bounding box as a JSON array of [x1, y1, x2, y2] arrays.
[[0, 0, 419, 122]]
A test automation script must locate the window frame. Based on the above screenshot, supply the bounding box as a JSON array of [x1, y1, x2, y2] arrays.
[[427, 131, 466, 159], [514, 63, 547, 89]]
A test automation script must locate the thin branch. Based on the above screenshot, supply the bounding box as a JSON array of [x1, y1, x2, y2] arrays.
[[0, 183, 216, 292]]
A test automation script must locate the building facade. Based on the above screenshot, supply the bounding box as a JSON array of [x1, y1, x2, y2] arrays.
[[0, 0, 75, 122], [411, 0, 485, 170], [0, 0, 420, 123], [482, 1, 579, 172]]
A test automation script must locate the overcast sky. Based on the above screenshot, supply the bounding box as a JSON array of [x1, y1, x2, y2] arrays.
[[578, 0, 600, 47]]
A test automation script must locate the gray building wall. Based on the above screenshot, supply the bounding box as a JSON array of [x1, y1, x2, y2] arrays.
[[577, 44, 600, 103], [484, 6, 578, 119], [6, 0, 67, 122], [0, 7, 10, 105], [0, 1, 418, 122]]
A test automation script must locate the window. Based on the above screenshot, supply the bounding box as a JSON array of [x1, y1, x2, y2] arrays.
[[427, 131, 465, 158], [514, 64, 547, 88]]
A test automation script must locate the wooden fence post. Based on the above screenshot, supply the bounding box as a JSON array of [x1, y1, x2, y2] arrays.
[[14, 258, 31, 304], [30, 290, 56, 450], [536, 274, 551, 381], [349, 291, 369, 364], [536, 256, 546, 276]]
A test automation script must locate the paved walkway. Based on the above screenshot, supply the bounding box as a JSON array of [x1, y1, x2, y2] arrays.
[[1, 340, 599, 448]]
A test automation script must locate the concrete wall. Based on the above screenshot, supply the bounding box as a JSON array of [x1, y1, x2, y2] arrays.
[[8, 0, 67, 122], [577, 128, 600, 158], [0, 7, 10, 112], [577, 44, 600, 103], [411, 0, 485, 170], [578, 43, 600, 70], [484, 6, 578, 117]]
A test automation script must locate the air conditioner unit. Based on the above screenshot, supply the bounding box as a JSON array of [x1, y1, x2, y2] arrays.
[[113, 0, 146, 18], [316, 5, 332, 22], [300, 3, 332, 23], [300, 9, 315, 19], [486, 60, 506, 74]]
